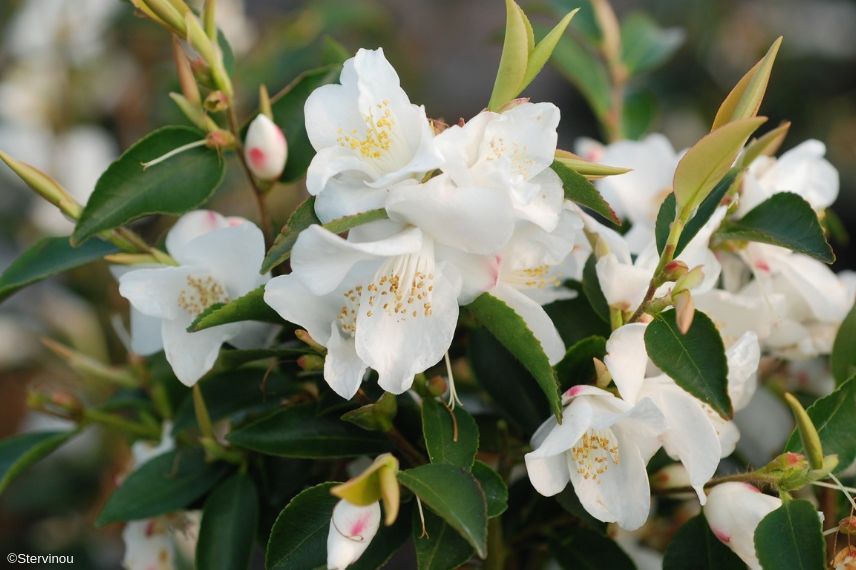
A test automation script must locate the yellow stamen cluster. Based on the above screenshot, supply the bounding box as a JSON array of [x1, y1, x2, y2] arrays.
[[515, 264, 561, 289], [571, 429, 621, 481], [177, 274, 229, 316], [337, 100, 394, 159], [365, 270, 434, 320], [338, 286, 362, 335]]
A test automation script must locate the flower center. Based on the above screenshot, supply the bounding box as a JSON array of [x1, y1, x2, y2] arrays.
[[337, 285, 362, 337], [570, 428, 621, 481], [177, 274, 229, 317], [337, 99, 395, 160], [485, 136, 533, 179], [365, 249, 435, 322], [504, 264, 561, 290]]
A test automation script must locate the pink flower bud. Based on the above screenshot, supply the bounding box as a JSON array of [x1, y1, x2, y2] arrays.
[[327, 500, 381, 570], [244, 114, 287, 180]]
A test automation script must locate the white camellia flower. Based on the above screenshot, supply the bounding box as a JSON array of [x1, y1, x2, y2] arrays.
[[327, 499, 381, 570], [587, 134, 680, 253], [739, 139, 839, 216], [435, 102, 564, 232], [244, 114, 287, 180], [603, 323, 760, 501], [304, 48, 442, 222], [265, 221, 461, 397], [703, 482, 783, 570], [118, 211, 268, 386], [524, 385, 665, 530]]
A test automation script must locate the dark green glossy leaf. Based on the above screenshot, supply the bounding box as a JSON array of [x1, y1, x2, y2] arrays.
[[468, 327, 549, 435], [552, 527, 635, 569], [831, 304, 856, 385], [0, 431, 76, 494], [555, 335, 607, 392], [73, 126, 225, 244], [398, 464, 488, 558], [265, 482, 337, 570], [581, 255, 610, 324], [645, 309, 731, 418], [97, 448, 229, 525], [472, 460, 508, 518], [271, 65, 342, 183], [468, 292, 561, 420], [717, 192, 834, 263], [228, 404, 390, 458], [551, 160, 618, 224], [261, 196, 387, 273], [197, 474, 259, 570], [172, 369, 297, 434], [0, 237, 117, 302], [421, 398, 479, 470], [188, 286, 281, 332], [655, 170, 737, 256], [413, 509, 473, 570], [785, 376, 856, 474], [663, 514, 744, 569], [754, 500, 825, 570]]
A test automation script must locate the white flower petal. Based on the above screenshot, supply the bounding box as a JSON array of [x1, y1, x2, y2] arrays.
[[165, 210, 229, 262], [324, 322, 368, 399], [604, 323, 649, 404], [161, 319, 236, 386], [119, 266, 197, 320], [313, 173, 388, 223], [178, 223, 267, 295], [263, 274, 339, 346]]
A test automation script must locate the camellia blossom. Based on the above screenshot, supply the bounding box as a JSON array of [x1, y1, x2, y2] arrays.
[[703, 482, 784, 569], [303, 47, 442, 222], [244, 114, 287, 180], [524, 385, 665, 530], [265, 222, 460, 397], [603, 323, 760, 500], [118, 210, 268, 386], [327, 499, 381, 570]]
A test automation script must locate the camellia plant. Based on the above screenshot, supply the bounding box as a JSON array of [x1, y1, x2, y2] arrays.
[[2, 0, 856, 569]]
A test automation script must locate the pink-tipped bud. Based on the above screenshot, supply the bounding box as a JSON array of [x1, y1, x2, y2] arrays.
[[244, 114, 287, 181]]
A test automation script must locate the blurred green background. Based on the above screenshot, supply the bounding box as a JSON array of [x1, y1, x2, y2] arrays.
[[0, 0, 853, 566]]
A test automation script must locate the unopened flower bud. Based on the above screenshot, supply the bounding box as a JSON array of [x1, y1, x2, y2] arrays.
[[673, 290, 695, 334], [674, 266, 705, 293], [704, 482, 782, 569], [244, 115, 287, 180], [427, 375, 447, 398], [327, 500, 381, 570], [662, 260, 688, 282], [295, 329, 327, 354], [757, 451, 810, 491], [839, 516, 856, 536], [298, 354, 325, 371], [205, 129, 236, 150], [0, 151, 81, 219], [204, 91, 229, 112], [593, 357, 611, 388]]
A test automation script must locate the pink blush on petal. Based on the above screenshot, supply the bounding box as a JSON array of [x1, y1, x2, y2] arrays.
[[713, 529, 731, 543], [248, 147, 266, 168], [349, 514, 370, 538]]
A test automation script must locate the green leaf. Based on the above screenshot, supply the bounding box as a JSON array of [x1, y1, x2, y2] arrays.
[[581, 255, 610, 324], [468, 292, 562, 420], [619, 13, 684, 74], [831, 304, 856, 385], [548, 32, 611, 120], [521, 9, 578, 91], [72, 126, 225, 244], [488, 0, 530, 111], [673, 117, 765, 212], [712, 37, 782, 131], [551, 160, 619, 225], [621, 89, 657, 140], [421, 398, 479, 470], [655, 170, 738, 256], [271, 64, 343, 183], [754, 500, 825, 570], [555, 335, 607, 392], [0, 431, 76, 494], [785, 377, 856, 474], [188, 286, 282, 332], [228, 404, 390, 458], [413, 509, 474, 570], [261, 197, 387, 273], [0, 237, 117, 302], [398, 464, 488, 558], [197, 474, 259, 570], [644, 309, 732, 418], [663, 514, 744, 569], [472, 460, 508, 518], [551, 527, 635, 569], [265, 482, 337, 570], [717, 192, 834, 263], [468, 327, 549, 435], [172, 369, 297, 434], [97, 448, 229, 525]]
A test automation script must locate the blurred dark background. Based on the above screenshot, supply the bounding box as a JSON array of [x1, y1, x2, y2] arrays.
[[0, 0, 853, 566]]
